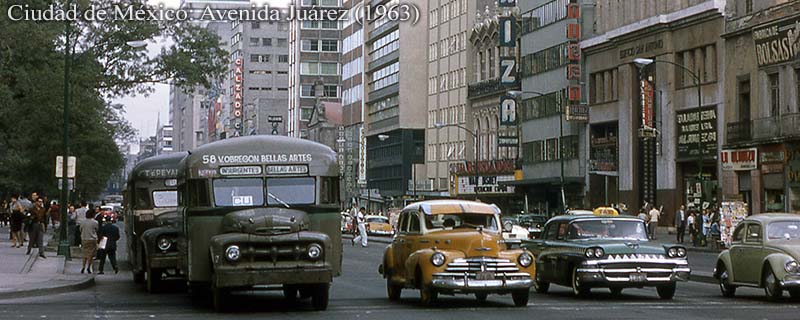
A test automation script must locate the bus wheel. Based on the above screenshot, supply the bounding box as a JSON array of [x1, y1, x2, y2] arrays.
[[311, 283, 330, 311], [146, 263, 161, 293]]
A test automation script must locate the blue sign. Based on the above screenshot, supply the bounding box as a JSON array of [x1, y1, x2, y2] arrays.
[[498, 17, 516, 47]]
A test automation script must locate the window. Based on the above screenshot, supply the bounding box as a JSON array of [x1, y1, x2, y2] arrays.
[[560, 135, 579, 160], [277, 38, 288, 47], [301, 106, 314, 121], [266, 177, 315, 205], [300, 62, 339, 75], [252, 22, 260, 29], [301, 84, 314, 97], [544, 223, 558, 240], [152, 191, 178, 207], [321, 39, 338, 52], [408, 213, 420, 233], [521, 0, 568, 34], [769, 73, 780, 116], [262, 38, 272, 46], [278, 22, 289, 31], [545, 138, 559, 161], [301, 39, 319, 51], [520, 42, 569, 77], [320, 177, 339, 204], [249, 37, 259, 46], [213, 178, 264, 207], [372, 62, 399, 91], [738, 79, 750, 121], [323, 85, 338, 97], [745, 224, 762, 243], [745, 0, 753, 14], [520, 90, 565, 121], [278, 55, 288, 63], [591, 69, 618, 104], [250, 54, 259, 63], [371, 30, 399, 61], [675, 45, 717, 87], [321, 20, 339, 29], [732, 224, 745, 242], [522, 141, 544, 163]]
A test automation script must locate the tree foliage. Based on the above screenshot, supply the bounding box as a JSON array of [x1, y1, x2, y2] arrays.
[[0, 0, 228, 199]]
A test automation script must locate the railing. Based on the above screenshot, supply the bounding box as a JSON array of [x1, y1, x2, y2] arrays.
[[726, 121, 751, 144], [752, 116, 781, 140], [782, 113, 800, 137]]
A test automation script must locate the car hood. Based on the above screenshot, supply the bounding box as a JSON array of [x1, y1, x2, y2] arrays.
[[769, 242, 800, 259], [575, 240, 668, 256], [424, 229, 503, 256]]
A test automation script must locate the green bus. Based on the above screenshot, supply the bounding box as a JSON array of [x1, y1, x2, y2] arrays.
[[124, 152, 187, 292], [176, 135, 342, 311]]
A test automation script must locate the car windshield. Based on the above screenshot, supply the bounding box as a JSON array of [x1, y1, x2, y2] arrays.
[[367, 217, 388, 223], [425, 213, 499, 232], [567, 219, 648, 241], [767, 221, 800, 241]]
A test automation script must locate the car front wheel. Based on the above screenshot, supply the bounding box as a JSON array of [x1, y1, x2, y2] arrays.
[[387, 277, 402, 301], [311, 283, 330, 311], [763, 266, 783, 301], [717, 264, 736, 297], [533, 272, 550, 294], [656, 283, 676, 300], [419, 285, 438, 306], [571, 267, 590, 298]]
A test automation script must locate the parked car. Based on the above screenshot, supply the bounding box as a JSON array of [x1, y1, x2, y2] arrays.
[[519, 214, 549, 239], [523, 214, 690, 299], [365, 215, 394, 236], [379, 200, 534, 307], [714, 214, 800, 300]]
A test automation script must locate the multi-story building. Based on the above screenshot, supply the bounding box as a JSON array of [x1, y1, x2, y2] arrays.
[[462, 4, 522, 214], [155, 124, 174, 154], [721, 0, 800, 214], [425, 0, 486, 200], [583, 1, 726, 222], [339, 0, 367, 205], [516, 0, 589, 214], [365, 0, 428, 206], [287, 0, 343, 139], [169, 85, 208, 151]]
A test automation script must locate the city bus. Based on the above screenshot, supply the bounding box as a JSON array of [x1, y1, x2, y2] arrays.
[[176, 135, 341, 311], [124, 152, 187, 292]]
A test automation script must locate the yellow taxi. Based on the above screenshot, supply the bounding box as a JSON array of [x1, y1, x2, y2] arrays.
[[379, 200, 534, 306], [365, 215, 394, 236]]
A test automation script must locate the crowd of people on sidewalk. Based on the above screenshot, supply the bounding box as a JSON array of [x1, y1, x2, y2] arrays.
[[1, 193, 120, 275], [611, 201, 722, 248]]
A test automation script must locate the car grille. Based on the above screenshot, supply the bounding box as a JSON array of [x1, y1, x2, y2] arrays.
[[606, 253, 667, 261], [445, 257, 519, 273], [598, 254, 677, 281]]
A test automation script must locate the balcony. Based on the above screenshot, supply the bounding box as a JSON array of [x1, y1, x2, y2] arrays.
[[467, 78, 519, 100], [753, 116, 780, 140], [726, 121, 751, 144]]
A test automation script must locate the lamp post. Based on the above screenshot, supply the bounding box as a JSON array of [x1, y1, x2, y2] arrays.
[[507, 90, 567, 212], [434, 122, 479, 200], [633, 58, 704, 201]]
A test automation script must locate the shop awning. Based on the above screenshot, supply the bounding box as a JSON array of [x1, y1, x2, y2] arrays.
[[499, 177, 584, 186]]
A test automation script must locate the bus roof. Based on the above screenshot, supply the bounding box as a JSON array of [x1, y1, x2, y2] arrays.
[[129, 152, 188, 181], [182, 135, 338, 179]]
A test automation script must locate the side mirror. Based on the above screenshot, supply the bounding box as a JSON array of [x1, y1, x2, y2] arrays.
[[503, 221, 513, 233]]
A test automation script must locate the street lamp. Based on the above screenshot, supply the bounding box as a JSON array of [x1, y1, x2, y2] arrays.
[[434, 122, 480, 200], [633, 58, 705, 198], [507, 90, 567, 212]]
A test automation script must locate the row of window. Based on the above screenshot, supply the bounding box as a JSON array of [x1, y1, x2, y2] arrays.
[[372, 62, 399, 91], [429, 31, 467, 62], [520, 90, 566, 121], [372, 0, 399, 31], [342, 57, 363, 81], [590, 68, 618, 104], [249, 54, 289, 63], [300, 62, 340, 75], [428, 68, 467, 95], [302, 20, 340, 30], [300, 84, 339, 98], [520, 0, 568, 34], [428, 104, 466, 128], [342, 84, 363, 106], [371, 30, 399, 61], [521, 135, 579, 164], [248, 70, 288, 75], [342, 28, 363, 54], [475, 46, 516, 82], [251, 21, 289, 31], [429, 0, 467, 29], [246, 87, 288, 91], [301, 39, 339, 52], [675, 44, 718, 87], [368, 95, 399, 114], [249, 37, 288, 47], [430, 141, 466, 162], [520, 42, 569, 77]]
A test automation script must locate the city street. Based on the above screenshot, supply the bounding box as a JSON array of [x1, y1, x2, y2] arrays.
[[0, 231, 798, 319]]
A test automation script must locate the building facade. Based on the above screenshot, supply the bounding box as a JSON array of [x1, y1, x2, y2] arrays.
[[583, 0, 726, 222], [287, 0, 343, 139], [155, 124, 174, 154], [721, 0, 800, 214], [365, 0, 428, 205], [340, 0, 367, 205]]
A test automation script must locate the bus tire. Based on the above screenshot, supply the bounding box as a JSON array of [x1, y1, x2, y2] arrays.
[[146, 263, 161, 293], [311, 283, 329, 311]]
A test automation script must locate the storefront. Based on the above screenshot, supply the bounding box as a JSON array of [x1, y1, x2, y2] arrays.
[[676, 106, 719, 209], [760, 144, 786, 212], [788, 143, 800, 213], [449, 160, 524, 214], [589, 122, 619, 207]]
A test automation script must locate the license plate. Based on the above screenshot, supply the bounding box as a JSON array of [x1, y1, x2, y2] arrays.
[[476, 271, 494, 280], [629, 273, 647, 282]]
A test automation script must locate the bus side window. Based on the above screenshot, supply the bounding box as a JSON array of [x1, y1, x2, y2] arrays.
[[188, 180, 210, 207], [321, 177, 340, 204], [135, 188, 149, 209]]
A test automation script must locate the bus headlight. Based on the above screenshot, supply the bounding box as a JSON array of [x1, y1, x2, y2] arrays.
[[307, 243, 323, 260], [225, 245, 241, 262], [431, 252, 446, 267], [518, 252, 533, 267], [157, 236, 172, 251]]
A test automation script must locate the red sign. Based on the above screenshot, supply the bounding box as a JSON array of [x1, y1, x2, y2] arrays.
[[566, 23, 580, 39], [720, 148, 757, 171], [232, 58, 244, 135], [640, 79, 654, 128], [449, 160, 516, 175]]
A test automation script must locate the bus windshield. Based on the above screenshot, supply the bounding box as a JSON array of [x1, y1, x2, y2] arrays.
[[266, 177, 315, 205], [212, 177, 316, 207], [153, 191, 178, 207]]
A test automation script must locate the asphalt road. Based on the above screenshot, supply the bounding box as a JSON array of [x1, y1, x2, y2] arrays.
[[1, 232, 799, 319]]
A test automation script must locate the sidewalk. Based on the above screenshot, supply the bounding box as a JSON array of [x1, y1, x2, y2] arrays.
[[0, 225, 94, 299]]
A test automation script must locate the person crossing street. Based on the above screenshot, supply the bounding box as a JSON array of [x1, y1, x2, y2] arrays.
[[97, 216, 120, 274], [352, 207, 368, 248], [675, 205, 686, 244]]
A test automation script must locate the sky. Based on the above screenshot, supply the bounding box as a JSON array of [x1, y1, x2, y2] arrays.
[[115, 0, 290, 141]]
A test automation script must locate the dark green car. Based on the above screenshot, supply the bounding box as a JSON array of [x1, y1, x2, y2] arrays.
[[522, 215, 690, 299]]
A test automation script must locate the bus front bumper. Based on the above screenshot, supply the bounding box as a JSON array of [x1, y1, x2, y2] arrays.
[[212, 266, 333, 289]]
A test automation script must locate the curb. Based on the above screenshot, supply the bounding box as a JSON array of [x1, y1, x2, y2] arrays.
[[0, 275, 94, 300]]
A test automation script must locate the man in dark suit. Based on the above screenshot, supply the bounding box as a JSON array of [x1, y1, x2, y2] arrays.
[[675, 205, 686, 244]]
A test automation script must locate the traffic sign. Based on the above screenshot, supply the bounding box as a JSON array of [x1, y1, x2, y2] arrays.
[[57, 178, 75, 191], [55, 156, 76, 178]]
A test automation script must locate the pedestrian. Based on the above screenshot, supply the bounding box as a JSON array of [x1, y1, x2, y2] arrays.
[[687, 211, 696, 246], [9, 194, 24, 248], [27, 197, 47, 258], [74, 201, 88, 246], [18, 194, 33, 242], [352, 207, 368, 247], [0, 200, 8, 228], [79, 209, 99, 274], [97, 216, 120, 274], [648, 205, 662, 240], [49, 200, 60, 230], [675, 205, 686, 244]]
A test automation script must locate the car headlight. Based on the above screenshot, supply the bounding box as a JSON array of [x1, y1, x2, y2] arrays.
[[157, 236, 172, 251], [786, 260, 799, 273], [668, 247, 678, 258], [518, 252, 533, 267], [307, 243, 323, 260], [431, 252, 446, 267], [676, 247, 687, 258], [585, 248, 595, 258], [594, 247, 605, 258], [225, 245, 241, 262]]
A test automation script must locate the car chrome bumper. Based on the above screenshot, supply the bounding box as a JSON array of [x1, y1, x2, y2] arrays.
[[369, 230, 393, 236], [148, 252, 178, 269], [576, 260, 691, 286], [781, 274, 800, 288], [431, 272, 532, 291]]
